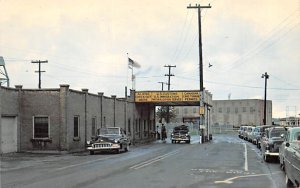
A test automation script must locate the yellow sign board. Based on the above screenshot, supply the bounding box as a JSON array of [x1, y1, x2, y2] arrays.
[[135, 91, 200, 102], [199, 106, 205, 115]]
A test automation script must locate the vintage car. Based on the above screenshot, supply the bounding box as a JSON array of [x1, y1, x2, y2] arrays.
[[249, 126, 260, 145], [257, 125, 274, 149], [261, 126, 286, 162], [171, 125, 190, 144], [238, 126, 246, 139], [279, 127, 300, 187], [245, 126, 255, 142], [86, 127, 130, 155]]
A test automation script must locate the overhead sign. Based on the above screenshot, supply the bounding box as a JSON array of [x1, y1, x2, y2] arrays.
[[135, 91, 200, 103]]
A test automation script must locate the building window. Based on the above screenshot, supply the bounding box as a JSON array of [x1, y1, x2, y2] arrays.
[[218, 108, 222, 113], [92, 117, 96, 136], [227, 107, 230, 113], [103, 116, 106, 127], [74, 116, 80, 138], [184, 108, 188, 114], [33, 116, 49, 138], [135, 119, 138, 133], [243, 107, 246, 112], [176, 109, 179, 114], [235, 107, 238, 113], [128, 119, 131, 133], [193, 108, 197, 114]]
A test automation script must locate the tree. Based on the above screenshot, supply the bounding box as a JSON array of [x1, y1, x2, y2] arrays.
[[156, 106, 177, 123]]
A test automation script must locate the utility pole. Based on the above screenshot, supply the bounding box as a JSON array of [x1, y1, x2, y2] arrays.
[[158, 82, 166, 124], [187, 3, 211, 143], [31, 60, 48, 89], [262, 72, 269, 125], [164, 65, 176, 123], [158, 82, 166, 91], [164, 65, 176, 90]]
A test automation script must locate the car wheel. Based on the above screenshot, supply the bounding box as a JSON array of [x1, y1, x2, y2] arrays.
[[125, 145, 129, 152], [280, 161, 285, 171], [90, 151, 94, 155], [285, 174, 294, 188], [264, 154, 270, 163]]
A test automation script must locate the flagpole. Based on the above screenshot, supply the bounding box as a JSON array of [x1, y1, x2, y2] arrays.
[[126, 53, 129, 92]]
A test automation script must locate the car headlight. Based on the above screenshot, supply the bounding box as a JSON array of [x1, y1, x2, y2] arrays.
[[114, 140, 118, 143], [87, 141, 91, 145]]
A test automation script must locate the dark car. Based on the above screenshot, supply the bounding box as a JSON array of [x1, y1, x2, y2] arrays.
[[171, 125, 190, 144], [86, 127, 130, 155], [257, 125, 274, 149], [261, 126, 286, 162], [279, 127, 300, 187]]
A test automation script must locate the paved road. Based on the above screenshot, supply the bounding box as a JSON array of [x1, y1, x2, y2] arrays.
[[0, 134, 285, 188]]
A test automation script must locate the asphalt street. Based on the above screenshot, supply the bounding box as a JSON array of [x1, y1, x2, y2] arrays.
[[0, 134, 285, 188]]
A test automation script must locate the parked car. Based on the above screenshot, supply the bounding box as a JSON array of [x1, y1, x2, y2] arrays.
[[238, 126, 245, 138], [250, 126, 261, 145], [86, 127, 131, 155], [241, 126, 250, 140], [245, 126, 255, 142], [261, 126, 286, 162], [171, 125, 190, 144], [257, 125, 274, 149], [279, 127, 300, 187]]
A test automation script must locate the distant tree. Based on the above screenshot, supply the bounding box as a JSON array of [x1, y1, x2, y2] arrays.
[[156, 106, 176, 123]]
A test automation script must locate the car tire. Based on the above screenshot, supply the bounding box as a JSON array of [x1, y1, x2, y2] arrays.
[[264, 154, 270, 163], [125, 145, 129, 152], [90, 151, 94, 155], [285, 174, 294, 188], [280, 161, 285, 171]]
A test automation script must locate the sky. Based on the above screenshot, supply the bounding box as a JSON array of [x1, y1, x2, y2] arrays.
[[0, 0, 299, 118]]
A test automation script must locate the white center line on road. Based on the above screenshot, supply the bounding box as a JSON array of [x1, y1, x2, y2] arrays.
[[244, 143, 248, 172], [129, 150, 180, 170]]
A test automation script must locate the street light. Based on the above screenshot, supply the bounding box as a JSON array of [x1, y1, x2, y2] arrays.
[[262, 72, 269, 125]]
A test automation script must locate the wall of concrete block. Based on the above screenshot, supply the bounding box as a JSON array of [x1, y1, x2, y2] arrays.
[[211, 99, 272, 127], [20, 89, 61, 151], [0, 85, 156, 153]]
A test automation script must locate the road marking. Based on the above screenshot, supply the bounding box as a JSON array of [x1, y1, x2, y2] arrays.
[[214, 173, 269, 184], [244, 143, 248, 171], [130, 150, 179, 170], [56, 156, 114, 171]]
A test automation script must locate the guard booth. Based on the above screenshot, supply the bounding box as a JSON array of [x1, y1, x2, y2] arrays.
[[134, 90, 213, 143]]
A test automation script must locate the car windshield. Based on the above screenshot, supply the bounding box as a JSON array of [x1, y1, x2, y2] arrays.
[[293, 131, 300, 141], [174, 130, 188, 134], [270, 129, 285, 138], [100, 128, 119, 135]]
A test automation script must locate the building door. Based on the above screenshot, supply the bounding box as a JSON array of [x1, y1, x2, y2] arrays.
[[1, 117, 17, 153]]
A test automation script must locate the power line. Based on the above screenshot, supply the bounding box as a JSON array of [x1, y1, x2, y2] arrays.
[[223, 9, 300, 71], [176, 75, 300, 90]]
